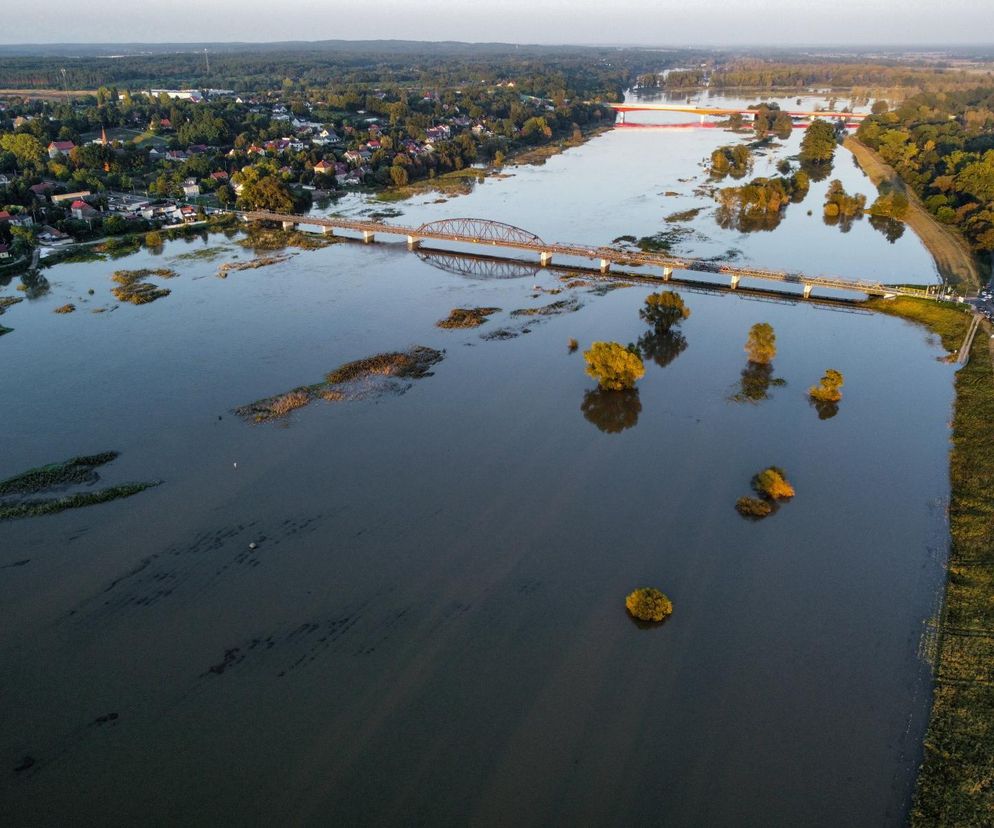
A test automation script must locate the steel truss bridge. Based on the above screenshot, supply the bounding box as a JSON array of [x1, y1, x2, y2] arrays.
[[608, 103, 868, 120], [240, 211, 936, 300]]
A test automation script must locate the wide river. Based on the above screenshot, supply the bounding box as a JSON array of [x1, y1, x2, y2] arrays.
[[1, 91, 953, 825]]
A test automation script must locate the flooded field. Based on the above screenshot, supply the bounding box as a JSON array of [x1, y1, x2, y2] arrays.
[[0, 92, 953, 825]]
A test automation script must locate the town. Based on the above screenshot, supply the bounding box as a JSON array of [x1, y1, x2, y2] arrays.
[[0, 68, 632, 270]]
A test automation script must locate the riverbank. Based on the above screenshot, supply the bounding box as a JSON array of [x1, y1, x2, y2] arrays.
[[911, 307, 994, 825], [844, 136, 980, 293], [864, 296, 994, 823]]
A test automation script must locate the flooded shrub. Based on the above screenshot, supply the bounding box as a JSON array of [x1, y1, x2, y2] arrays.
[[753, 466, 795, 500], [809, 369, 844, 403], [568, 337, 578, 352], [145, 231, 164, 248], [584, 341, 645, 391], [640, 290, 690, 331], [54, 303, 76, 314], [625, 587, 673, 622], [744, 322, 777, 364], [736, 496, 774, 518]]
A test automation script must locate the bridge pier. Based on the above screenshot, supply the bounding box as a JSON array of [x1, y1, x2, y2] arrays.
[[282, 221, 296, 231], [803, 284, 813, 299], [730, 274, 741, 290], [662, 266, 672, 282], [363, 230, 375, 244], [321, 226, 335, 236], [599, 259, 610, 273], [540, 251, 553, 266], [407, 235, 420, 250]]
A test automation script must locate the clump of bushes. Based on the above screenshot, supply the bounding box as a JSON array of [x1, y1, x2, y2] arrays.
[[625, 587, 673, 622], [808, 369, 844, 403], [823, 180, 867, 225], [584, 341, 645, 390], [54, 303, 76, 314], [736, 496, 774, 518], [735, 466, 795, 520], [753, 466, 795, 500], [145, 231, 164, 248]]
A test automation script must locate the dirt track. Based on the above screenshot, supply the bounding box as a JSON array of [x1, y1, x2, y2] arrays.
[[844, 136, 980, 293]]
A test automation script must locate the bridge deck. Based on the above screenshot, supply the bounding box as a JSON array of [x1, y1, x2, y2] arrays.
[[608, 103, 868, 119], [241, 211, 933, 299]]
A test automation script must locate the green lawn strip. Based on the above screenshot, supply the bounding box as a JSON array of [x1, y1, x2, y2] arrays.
[[910, 319, 994, 824]]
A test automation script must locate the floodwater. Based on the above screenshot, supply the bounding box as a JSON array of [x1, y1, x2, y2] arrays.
[[0, 91, 953, 826]]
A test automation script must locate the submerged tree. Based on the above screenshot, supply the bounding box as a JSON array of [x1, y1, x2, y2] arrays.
[[581, 388, 641, 434], [799, 119, 838, 165], [640, 290, 690, 331], [808, 369, 844, 403], [744, 323, 777, 364], [584, 341, 645, 391], [752, 466, 795, 500], [625, 587, 673, 622]]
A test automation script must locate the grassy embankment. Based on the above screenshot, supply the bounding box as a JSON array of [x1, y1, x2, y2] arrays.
[[845, 136, 980, 294], [863, 296, 994, 823]]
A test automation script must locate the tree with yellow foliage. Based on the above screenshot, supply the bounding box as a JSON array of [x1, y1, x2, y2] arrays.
[[625, 588, 673, 622], [584, 341, 645, 391]]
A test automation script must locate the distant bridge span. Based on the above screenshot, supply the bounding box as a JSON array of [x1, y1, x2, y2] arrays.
[[608, 103, 868, 120], [240, 211, 935, 300]]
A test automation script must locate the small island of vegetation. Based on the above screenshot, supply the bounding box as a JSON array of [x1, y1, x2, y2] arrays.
[[625, 587, 673, 622], [584, 341, 645, 391]]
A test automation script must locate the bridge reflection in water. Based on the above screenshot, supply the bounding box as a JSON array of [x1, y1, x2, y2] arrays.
[[240, 211, 940, 302]]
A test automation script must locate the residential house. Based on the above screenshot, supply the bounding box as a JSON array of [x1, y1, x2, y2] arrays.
[[312, 159, 335, 175], [47, 140, 76, 158], [209, 171, 229, 182], [37, 225, 73, 246], [29, 182, 57, 200], [182, 179, 201, 198], [0, 243, 10, 259], [70, 199, 98, 220]]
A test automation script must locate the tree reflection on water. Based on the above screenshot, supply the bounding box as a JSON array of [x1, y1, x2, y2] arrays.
[[731, 360, 786, 403], [581, 388, 642, 433], [637, 328, 688, 369]]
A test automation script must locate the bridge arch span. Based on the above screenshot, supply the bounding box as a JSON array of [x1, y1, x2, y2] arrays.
[[416, 218, 545, 246]]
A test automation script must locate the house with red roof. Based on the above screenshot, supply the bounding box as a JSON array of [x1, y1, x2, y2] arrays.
[[47, 141, 76, 159]]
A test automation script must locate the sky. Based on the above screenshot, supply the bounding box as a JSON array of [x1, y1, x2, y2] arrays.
[[2, 0, 993, 46]]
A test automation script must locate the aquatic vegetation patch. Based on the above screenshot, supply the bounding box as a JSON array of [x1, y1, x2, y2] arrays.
[[0, 324, 12, 336], [235, 346, 445, 423], [111, 268, 177, 305], [436, 307, 501, 329], [0, 484, 159, 521], [217, 254, 292, 277], [170, 246, 230, 262], [665, 207, 705, 222], [0, 451, 159, 521], [54, 303, 76, 314], [625, 588, 673, 622], [0, 296, 24, 314], [480, 327, 521, 341], [510, 297, 582, 317], [238, 227, 339, 251], [735, 496, 775, 519]]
